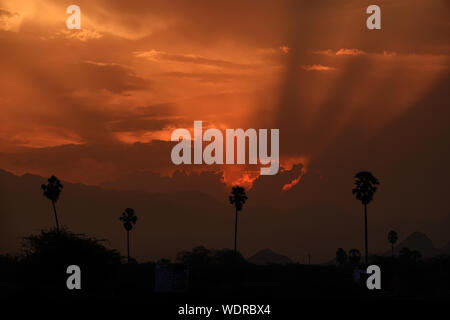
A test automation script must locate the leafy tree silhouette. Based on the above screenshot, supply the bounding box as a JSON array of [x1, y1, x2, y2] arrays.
[[176, 246, 247, 266], [41, 175, 63, 231], [23, 228, 121, 265], [388, 230, 398, 258], [336, 248, 348, 266], [22, 228, 121, 290], [410, 250, 422, 262], [119, 208, 137, 263], [177, 246, 212, 266], [229, 186, 248, 254], [352, 171, 379, 266], [348, 249, 361, 266], [213, 249, 247, 266], [399, 247, 422, 263]]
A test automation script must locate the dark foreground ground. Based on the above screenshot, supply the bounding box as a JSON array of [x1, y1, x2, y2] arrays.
[[2, 257, 449, 300], [1, 230, 448, 317], [1, 259, 448, 318]]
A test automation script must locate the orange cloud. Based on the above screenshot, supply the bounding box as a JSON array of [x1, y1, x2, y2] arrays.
[[279, 46, 290, 54], [58, 29, 103, 41], [223, 170, 260, 190], [281, 157, 308, 191], [302, 64, 336, 71], [313, 49, 367, 56], [281, 173, 303, 191], [335, 48, 367, 56], [220, 156, 310, 191]]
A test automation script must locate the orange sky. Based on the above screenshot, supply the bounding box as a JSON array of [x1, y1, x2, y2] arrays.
[[0, 0, 448, 188]]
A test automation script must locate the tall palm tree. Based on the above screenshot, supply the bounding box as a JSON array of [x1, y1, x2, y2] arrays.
[[229, 186, 248, 254], [388, 230, 398, 258], [352, 171, 379, 266], [119, 208, 138, 263], [41, 175, 63, 231]]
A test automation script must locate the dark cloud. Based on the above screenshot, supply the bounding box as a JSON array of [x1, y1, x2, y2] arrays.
[[0, 8, 18, 18], [160, 71, 248, 83], [109, 117, 173, 132], [70, 61, 150, 93], [135, 50, 253, 69]]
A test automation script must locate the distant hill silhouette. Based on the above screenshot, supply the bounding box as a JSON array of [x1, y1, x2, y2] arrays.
[[386, 232, 439, 258], [438, 241, 450, 255], [248, 249, 293, 265]]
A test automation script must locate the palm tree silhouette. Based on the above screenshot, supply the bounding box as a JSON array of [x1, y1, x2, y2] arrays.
[[352, 171, 379, 266], [229, 186, 248, 254], [119, 208, 137, 263], [388, 230, 398, 258], [41, 175, 63, 231]]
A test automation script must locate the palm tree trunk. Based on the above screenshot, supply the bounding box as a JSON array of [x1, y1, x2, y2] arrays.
[[127, 230, 130, 263], [234, 208, 238, 254], [52, 201, 59, 231], [364, 203, 368, 266], [392, 243, 394, 258]]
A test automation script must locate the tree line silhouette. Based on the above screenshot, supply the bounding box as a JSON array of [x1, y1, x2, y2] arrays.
[[0, 169, 447, 300], [39, 170, 420, 266], [40, 175, 251, 262]]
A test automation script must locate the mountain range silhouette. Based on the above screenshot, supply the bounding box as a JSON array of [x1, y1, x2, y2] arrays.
[[384, 231, 450, 258], [1, 168, 449, 263]]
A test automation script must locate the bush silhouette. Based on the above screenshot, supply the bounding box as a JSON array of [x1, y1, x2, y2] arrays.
[[22, 228, 121, 265], [336, 248, 348, 266], [177, 246, 247, 267], [21, 228, 121, 292], [348, 249, 361, 266], [399, 247, 422, 263], [177, 246, 212, 266]]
